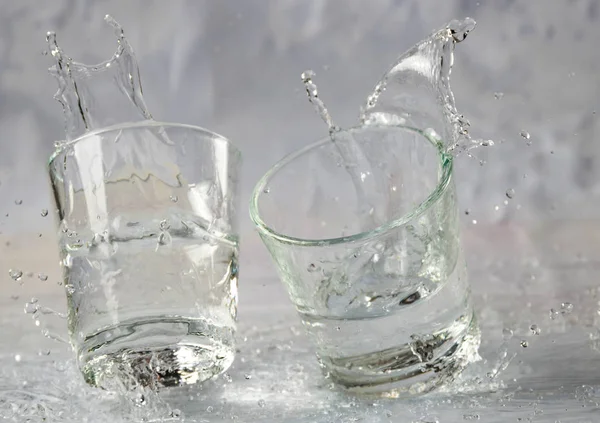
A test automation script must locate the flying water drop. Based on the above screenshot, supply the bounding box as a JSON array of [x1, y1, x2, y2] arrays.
[[9, 269, 23, 281]]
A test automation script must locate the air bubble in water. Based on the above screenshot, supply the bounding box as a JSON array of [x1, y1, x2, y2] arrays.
[[505, 188, 515, 199], [38, 273, 48, 282], [307, 263, 320, 273], [159, 219, 170, 230], [561, 302, 574, 314], [206, 406, 214, 413], [530, 324, 541, 335], [520, 340, 528, 348], [502, 327, 514, 339], [263, 187, 270, 194], [258, 399, 266, 408], [134, 393, 146, 406], [41, 209, 49, 217], [9, 269, 23, 281]]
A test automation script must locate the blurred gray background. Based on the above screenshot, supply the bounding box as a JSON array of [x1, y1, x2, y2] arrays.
[[0, 0, 598, 241]]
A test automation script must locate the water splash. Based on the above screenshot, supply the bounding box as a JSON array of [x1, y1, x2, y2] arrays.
[[301, 70, 339, 135], [360, 17, 477, 156], [47, 15, 153, 142], [300, 70, 381, 229]]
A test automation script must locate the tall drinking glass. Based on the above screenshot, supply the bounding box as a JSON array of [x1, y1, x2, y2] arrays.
[[49, 121, 241, 389], [250, 125, 480, 396]]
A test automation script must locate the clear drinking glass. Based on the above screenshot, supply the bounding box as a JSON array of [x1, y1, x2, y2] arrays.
[[250, 125, 480, 396], [49, 121, 241, 389]]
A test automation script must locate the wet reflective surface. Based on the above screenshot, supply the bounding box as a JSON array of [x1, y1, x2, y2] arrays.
[[2, 222, 600, 422]]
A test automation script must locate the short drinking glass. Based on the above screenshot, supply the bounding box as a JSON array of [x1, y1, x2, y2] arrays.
[[250, 125, 480, 396], [49, 121, 241, 389]]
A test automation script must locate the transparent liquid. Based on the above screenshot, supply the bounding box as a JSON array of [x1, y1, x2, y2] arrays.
[[61, 225, 238, 389], [298, 253, 480, 396]]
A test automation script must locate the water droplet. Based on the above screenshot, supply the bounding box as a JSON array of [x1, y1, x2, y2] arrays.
[[157, 232, 172, 247], [24, 299, 39, 314], [244, 374, 252, 380], [307, 263, 320, 273], [561, 302, 574, 314], [530, 324, 541, 335], [159, 219, 170, 230], [38, 273, 48, 282], [263, 187, 270, 194], [505, 188, 515, 199], [493, 92, 504, 100], [170, 195, 178, 203], [448, 17, 476, 42], [520, 340, 528, 348], [40, 209, 49, 217], [14, 354, 21, 362], [258, 399, 266, 408], [9, 269, 23, 281], [14, 199, 22, 205]]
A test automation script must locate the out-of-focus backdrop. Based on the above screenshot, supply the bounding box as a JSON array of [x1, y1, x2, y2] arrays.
[[1, 0, 599, 236], [1, 1, 600, 422]]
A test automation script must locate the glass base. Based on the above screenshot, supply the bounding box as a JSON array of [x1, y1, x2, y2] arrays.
[[321, 314, 481, 397], [77, 317, 235, 390]]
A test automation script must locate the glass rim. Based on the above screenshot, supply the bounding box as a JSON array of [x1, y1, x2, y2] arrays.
[[249, 125, 453, 247], [48, 120, 240, 168]]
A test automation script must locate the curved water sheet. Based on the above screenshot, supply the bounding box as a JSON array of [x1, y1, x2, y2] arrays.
[[300, 18, 480, 233], [360, 17, 478, 155], [47, 15, 153, 142]]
